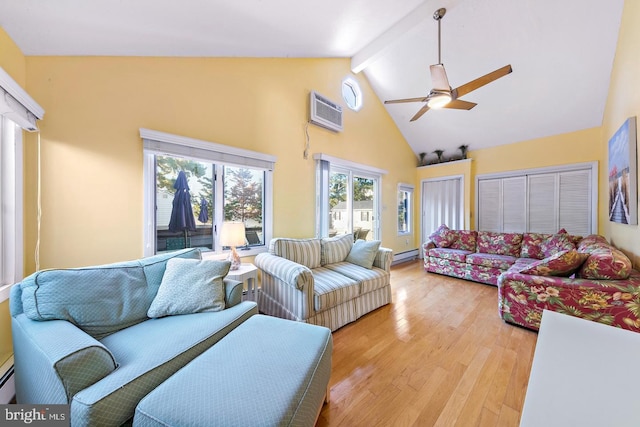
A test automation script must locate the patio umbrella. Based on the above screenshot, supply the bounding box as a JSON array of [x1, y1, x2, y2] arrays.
[[168, 170, 196, 248], [198, 197, 209, 223]]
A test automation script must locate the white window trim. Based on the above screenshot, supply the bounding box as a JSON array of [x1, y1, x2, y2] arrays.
[[0, 67, 44, 302], [0, 119, 23, 301], [342, 76, 363, 112], [314, 153, 386, 239], [474, 161, 598, 234], [397, 183, 414, 236], [141, 129, 275, 257]]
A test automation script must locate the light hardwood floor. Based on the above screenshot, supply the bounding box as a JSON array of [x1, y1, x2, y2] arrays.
[[317, 260, 538, 427]]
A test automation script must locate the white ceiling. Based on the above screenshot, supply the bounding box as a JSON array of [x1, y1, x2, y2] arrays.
[[0, 0, 625, 161]]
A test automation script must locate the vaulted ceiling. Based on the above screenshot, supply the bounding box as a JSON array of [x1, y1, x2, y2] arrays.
[[0, 0, 625, 160]]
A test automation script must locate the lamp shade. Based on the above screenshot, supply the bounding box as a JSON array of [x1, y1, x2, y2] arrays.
[[219, 221, 246, 247]]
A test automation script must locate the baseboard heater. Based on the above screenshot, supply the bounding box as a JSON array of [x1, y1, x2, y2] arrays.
[[392, 249, 419, 266], [0, 357, 15, 404]]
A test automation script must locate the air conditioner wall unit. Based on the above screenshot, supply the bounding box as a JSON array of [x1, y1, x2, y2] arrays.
[[309, 91, 343, 132]]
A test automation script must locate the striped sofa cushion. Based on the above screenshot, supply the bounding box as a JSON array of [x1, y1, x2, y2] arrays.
[[325, 262, 389, 294], [320, 233, 353, 265], [270, 238, 322, 269], [312, 267, 359, 311]]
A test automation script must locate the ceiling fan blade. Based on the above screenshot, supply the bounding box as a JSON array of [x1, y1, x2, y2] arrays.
[[385, 97, 428, 104], [410, 104, 430, 121], [443, 99, 477, 110], [430, 64, 450, 91], [453, 64, 513, 99]]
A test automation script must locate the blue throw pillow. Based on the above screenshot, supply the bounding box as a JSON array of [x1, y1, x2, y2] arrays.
[[346, 239, 381, 269], [147, 258, 231, 318]]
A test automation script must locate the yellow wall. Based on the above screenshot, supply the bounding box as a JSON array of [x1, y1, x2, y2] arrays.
[[0, 28, 26, 88], [23, 56, 416, 270], [0, 27, 28, 365], [602, 0, 640, 267]]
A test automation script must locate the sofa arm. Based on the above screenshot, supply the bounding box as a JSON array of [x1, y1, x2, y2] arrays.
[[373, 247, 393, 272], [254, 253, 313, 291], [497, 270, 640, 332], [423, 240, 436, 252], [12, 314, 117, 404], [224, 278, 243, 307]]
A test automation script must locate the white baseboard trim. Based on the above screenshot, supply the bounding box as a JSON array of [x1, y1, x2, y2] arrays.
[[392, 249, 419, 266]]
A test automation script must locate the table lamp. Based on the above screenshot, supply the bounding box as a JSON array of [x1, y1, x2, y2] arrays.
[[219, 221, 245, 270]]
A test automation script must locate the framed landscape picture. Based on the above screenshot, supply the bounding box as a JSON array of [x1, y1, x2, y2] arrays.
[[608, 116, 638, 225]]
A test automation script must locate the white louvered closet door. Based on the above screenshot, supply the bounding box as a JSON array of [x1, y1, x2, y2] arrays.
[[422, 177, 463, 245], [476, 164, 594, 235]]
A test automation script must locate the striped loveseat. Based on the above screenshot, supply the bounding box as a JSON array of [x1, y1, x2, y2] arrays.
[[255, 234, 393, 331]]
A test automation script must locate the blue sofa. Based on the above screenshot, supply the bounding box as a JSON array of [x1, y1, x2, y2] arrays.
[[9, 248, 258, 426]]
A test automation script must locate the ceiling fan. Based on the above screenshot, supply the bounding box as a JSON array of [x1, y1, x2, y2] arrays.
[[385, 7, 512, 122]]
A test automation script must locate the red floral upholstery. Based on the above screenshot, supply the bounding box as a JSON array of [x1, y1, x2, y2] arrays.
[[577, 234, 609, 253], [466, 253, 517, 270], [520, 233, 551, 260], [540, 233, 575, 258], [448, 230, 477, 251], [476, 232, 523, 257], [427, 248, 471, 263], [520, 233, 575, 259], [429, 224, 455, 248], [517, 250, 589, 277], [557, 228, 582, 246], [498, 270, 640, 332], [578, 246, 633, 280]]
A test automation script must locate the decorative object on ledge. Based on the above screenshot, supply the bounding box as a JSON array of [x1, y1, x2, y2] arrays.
[[608, 116, 637, 225], [433, 149, 444, 163], [458, 144, 469, 159], [220, 221, 246, 270], [419, 152, 427, 166]]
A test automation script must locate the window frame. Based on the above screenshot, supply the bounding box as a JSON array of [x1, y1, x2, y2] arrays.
[[0, 67, 44, 301], [397, 183, 414, 236], [314, 153, 386, 239], [141, 129, 275, 258], [0, 118, 23, 300], [341, 77, 363, 111]]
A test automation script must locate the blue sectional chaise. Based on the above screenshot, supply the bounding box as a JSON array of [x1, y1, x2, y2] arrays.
[[9, 248, 258, 426]]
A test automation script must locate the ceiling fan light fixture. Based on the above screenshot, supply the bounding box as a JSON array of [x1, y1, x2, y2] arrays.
[[426, 91, 452, 109]]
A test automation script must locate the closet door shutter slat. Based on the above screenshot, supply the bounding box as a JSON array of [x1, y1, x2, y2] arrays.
[[478, 179, 501, 232], [528, 174, 558, 234], [502, 176, 527, 232], [559, 169, 591, 236]]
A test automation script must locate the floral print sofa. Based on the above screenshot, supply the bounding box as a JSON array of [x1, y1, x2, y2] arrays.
[[499, 234, 640, 332], [423, 225, 579, 286], [424, 225, 640, 332]]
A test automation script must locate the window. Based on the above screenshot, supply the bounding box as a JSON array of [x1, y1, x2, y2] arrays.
[[0, 67, 44, 300], [141, 129, 275, 257], [315, 153, 386, 240], [342, 77, 362, 111], [476, 162, 597, 235], [397, 183, 413, 235]]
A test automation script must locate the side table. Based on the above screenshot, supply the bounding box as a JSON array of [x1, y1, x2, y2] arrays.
[[226, 263, 259, 307]]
